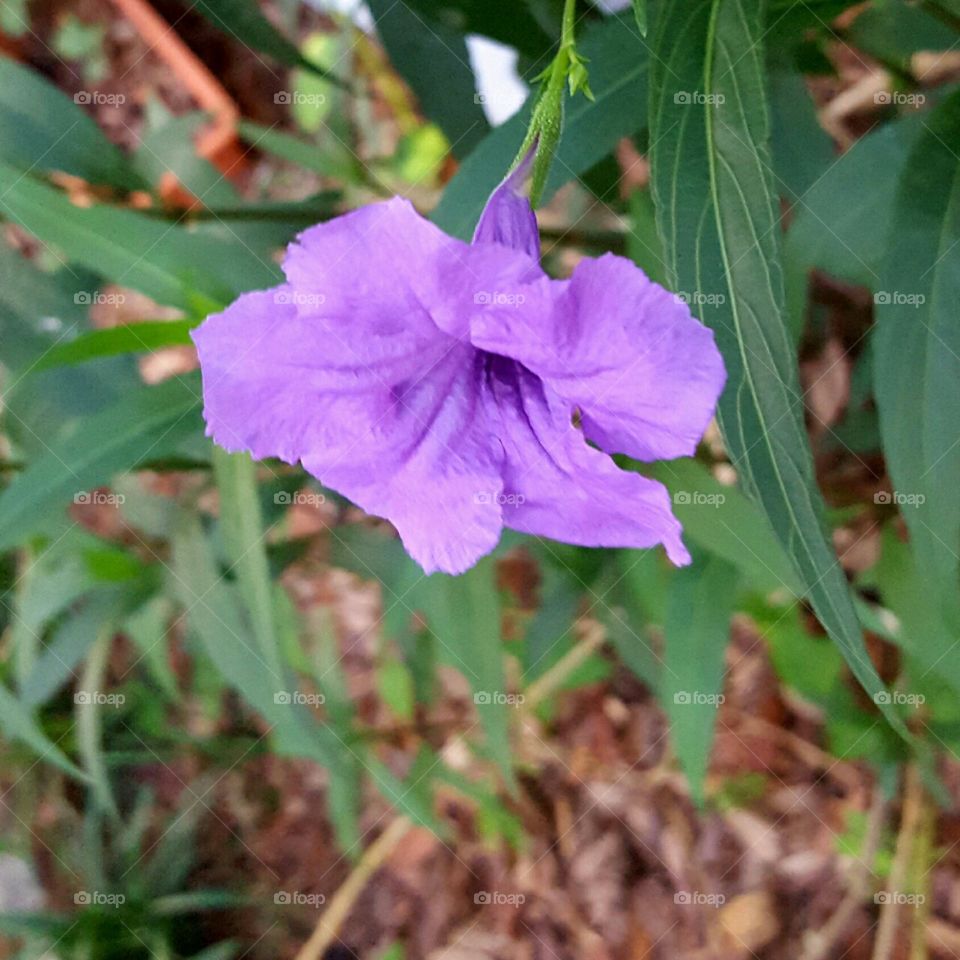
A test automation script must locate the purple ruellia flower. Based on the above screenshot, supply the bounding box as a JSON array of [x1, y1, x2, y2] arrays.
[[192, 171, 726, 575]]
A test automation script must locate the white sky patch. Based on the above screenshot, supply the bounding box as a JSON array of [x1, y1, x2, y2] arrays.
[[466, 35, 528, 126]]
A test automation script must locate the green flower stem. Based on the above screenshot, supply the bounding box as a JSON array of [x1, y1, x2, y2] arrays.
[[514, 0, 592, 208]]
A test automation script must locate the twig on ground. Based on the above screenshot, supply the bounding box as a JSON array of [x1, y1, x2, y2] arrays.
[[800, 785, 886, 960], [872, 764, 926, 960], [294, 815, 415, 960]]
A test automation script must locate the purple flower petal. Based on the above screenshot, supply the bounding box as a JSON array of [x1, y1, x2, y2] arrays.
[[193, 199, 515, 574], [193, 192, 724, 576], [471, 253, 726, 461], [472, 149, 540, 262], [306, 349, 506, 575], [285, 196, 540, 341], [486, 359, 690, 564]]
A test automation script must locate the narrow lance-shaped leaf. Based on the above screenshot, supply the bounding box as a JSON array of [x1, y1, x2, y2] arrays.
[[663, 555, 738, 805], [0, 682, 87, 779], [417, 560, 514, 786], [32, 320, 196, 372], [874, 88, 960, 624], [0, 375, 203, 552], [648, 0, 909, 737], [212, 449, 285, 680], [0, 59, 143, 190], [0, 163, 281, 311], [632, 0, 648, 35]]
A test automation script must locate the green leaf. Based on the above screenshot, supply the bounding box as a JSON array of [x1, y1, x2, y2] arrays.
[[873, 528, 960, 697], [189, 0, 345, 84], [75, 626, 118, 815], [602, 552, 667, 690], [188, 941, 242, 960], [31, 320, 195, 371], [432, 14, 650, 238], [134, 111, 239, 206], [212, 450, 285, 680], [632, 0, 648, 35], [170, 512, 349, 771], [662, 556, 737, 805], [122, 596, 180, 700], [398, 0, 552, 60], [849, 0, 956, 65], [646, 459, 801, 594], [417, 559, 513, 784], [365, 758, 444, 834], [377, 659, 416, 721], [170, 511, 361, 846], [765, 0, 862, 43], [874, 88, 960, 617], [0, 163, 281, 310], [522, 563, 580, 681], [758, 601, 844, 702], [238, 121, 356, 180], [768, 67, 833, 204], [648, 0, 910, 740], [0, 245, 140, 455], [20, 591, 121, 707], [785, 116, 923, 288], [627, 188, 668, 286], [0, 59, 142, 189], [7, 544, 93, 685], [0, 681, 86, 779], [368, 0, 489, 159], [0, 375, 203, 552]]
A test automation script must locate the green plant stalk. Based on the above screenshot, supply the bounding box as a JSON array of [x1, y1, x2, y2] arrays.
[[920, 0, 960, 35], [76, 626, 118, 818], [212, 448, 285, 682], [515, 0, 588, 207], [12, 547, 37, 689]]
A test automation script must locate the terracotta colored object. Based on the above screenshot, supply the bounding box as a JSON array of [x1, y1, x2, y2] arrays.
[[107, 0, 246, 191]]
